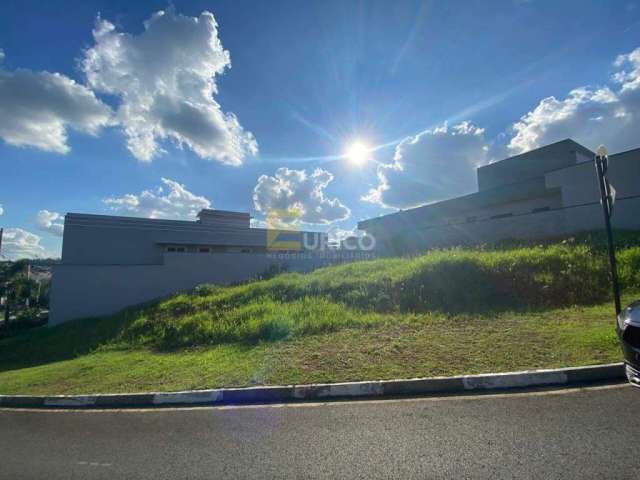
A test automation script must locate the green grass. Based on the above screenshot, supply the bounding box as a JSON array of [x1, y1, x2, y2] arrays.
[[0, 297, 626, 395], [0, 241, 637, 395]]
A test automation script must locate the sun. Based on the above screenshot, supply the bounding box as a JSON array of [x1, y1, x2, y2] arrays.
[[345, 141, 370, 166]]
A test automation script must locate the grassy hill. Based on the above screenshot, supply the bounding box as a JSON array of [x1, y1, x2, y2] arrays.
[[1, 240, 637, 394]]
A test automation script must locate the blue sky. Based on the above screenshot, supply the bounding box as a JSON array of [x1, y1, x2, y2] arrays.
[[1, 0, 640, 259]]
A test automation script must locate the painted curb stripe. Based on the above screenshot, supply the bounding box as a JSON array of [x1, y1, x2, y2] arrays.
[[221, 385, 295, 404], [0, 363, 626, 409], [94, 394, 155, 407], [44, 396, 97, 407], [154, 390, 222, 405], [462, 371, 568, 390]]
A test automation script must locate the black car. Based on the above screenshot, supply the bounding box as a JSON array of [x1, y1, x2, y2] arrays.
[[618, 301, 640, 387]]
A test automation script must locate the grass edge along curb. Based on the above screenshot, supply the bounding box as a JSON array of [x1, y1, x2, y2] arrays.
[[0, 363, 625, 409]]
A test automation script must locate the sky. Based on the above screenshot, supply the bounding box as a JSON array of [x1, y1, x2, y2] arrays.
[[1, 0, 640, 259]]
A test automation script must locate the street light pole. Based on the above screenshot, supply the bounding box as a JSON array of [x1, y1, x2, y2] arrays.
[[594, 145, 621, 316]]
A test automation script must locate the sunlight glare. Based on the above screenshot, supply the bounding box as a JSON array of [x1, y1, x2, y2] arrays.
[[345, 141, 370, 166]]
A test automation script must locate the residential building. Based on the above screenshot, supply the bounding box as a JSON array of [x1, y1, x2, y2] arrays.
[[49, 209, 335, 324], [358, 139, 640, 254]]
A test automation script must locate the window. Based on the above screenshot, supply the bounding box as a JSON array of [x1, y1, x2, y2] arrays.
[[167, 247, 176, 252], [199, 247, 210, 253], [176, 247, 185, 253], [490, 213, 513, 220]]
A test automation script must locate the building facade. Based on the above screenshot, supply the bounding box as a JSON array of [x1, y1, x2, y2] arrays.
[[50, 210, 343, 325], [358, 139, 640, 254]]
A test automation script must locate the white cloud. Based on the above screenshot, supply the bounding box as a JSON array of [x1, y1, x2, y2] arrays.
[[0, 57, 112, 154], [104, 178, 211, 220], [509, 46, 640, 154], [36, 210, 64, 237], [0, 204, 3, 216], [0, 228, 50, 260], [364, 122, 489, 209], [253, 168, 351, 225], [82, 8, 257, 165]]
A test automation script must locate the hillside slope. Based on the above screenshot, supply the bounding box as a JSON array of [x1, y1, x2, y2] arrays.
[[1, 241, 636, 394]]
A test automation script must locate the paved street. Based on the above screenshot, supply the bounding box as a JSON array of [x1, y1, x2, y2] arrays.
[[1, 384, 638, 479]]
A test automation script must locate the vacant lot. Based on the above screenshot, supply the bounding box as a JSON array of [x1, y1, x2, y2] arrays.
[[1, 240, 635, 395]]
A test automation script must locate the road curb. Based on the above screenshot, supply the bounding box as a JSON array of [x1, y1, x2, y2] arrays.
[[0, 363, 625, 409]]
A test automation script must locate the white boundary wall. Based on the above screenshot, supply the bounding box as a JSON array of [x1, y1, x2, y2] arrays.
[[430, 197, 640, 246]]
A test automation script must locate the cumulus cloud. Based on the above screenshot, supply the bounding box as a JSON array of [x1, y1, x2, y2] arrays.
[[104, 178, 211, 219], [509, 46, 640, 154], [364, 122, 489, 209], [0, 228, 50, 260], [0, 54, 112, 154], [253, 168, 351, 225], [36, 210, 64, 237], [82, 8, 257, 164]]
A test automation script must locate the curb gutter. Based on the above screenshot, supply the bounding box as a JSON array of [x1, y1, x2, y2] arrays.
[[0, 363, 625, 409]]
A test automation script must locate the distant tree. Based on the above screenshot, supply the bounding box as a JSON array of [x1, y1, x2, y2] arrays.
[[0, 261, 47, 330], [8, 259, 29, 277], [12, 277, 36, 304], [0, 262, 10, 282]]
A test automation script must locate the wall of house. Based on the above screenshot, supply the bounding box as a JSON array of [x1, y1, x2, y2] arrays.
[[48, 250, 372, 325], [367, 149, 640, 254], [368, 196, 640, 254], [428, 191, 562, 227], [476, 140, 591, 190], [62, 214, 271, 265], [62, 213, 326, 265], [546, 149, 640, 207]]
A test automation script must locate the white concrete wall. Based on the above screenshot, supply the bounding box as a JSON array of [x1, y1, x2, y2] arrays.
[[546, 149, 640, 207], [476, 139, 590, 190], [48, 251, 371, 325], [429, 192, 562, 227], [368, 196, 640, 253], [62, 213, 325, 265], [369, 149, 640, 253]]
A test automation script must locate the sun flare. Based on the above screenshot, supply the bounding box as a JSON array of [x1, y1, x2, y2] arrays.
[[345, 141, 370, 166]]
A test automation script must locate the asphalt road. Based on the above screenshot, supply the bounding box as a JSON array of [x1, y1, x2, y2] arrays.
[[1, 384, 638, 479]]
